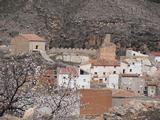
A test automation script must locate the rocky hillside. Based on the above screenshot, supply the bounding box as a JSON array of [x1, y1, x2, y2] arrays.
[[0, 0, 160, 53]]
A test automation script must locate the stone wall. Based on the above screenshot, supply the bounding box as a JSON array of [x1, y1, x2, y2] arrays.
[[48, 47, 97, 56]]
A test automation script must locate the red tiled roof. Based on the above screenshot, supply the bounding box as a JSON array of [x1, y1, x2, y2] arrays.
[[90, 59, 120, 66], [20, 34, 45, 42], [151, 52, 160, 56], [59, 66, 79, 76]]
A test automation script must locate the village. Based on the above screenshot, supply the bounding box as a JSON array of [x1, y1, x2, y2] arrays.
[[0, 33, 160, 120]]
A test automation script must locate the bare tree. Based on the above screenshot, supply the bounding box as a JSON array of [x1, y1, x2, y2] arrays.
[[0, 54, 42, 117], [0, 53, 79, 119], [33, 85, 79, 120]]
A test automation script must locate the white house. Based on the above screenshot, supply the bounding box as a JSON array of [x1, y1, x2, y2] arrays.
[[89, 59, 120, 82], [151, 52, 160, 63], [120, 58, 142, 75], [126, 49, 148, 57], [57, 66, 91, 89], [121, 49, 154, 75]]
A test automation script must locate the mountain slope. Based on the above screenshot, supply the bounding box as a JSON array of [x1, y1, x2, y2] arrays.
[[0, 0, 160, 53]]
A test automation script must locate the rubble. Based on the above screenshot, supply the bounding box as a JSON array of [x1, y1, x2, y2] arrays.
[[104, 100, 160, 120]]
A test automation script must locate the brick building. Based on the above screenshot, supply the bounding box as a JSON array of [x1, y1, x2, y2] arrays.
[[80, 89, 112, 115]]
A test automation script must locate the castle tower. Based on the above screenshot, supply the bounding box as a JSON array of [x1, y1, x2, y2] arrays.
[[99, 34, 116, 61]]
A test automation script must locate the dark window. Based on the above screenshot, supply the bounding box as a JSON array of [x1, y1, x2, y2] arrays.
[[130, 69, 132, 72], [133, 62, 135, 65], [128, 64, 130, 67], [94, 72, 97, 75], [113, 71, 116, 74], [99, 79, 103, 82], [103, 72, 106, 75], [63, 77, 66, 79], [80, 70, 84, 75], [123, 69, 125, 74], [133, 53, 135, 56], [35, 45, 38, 49]]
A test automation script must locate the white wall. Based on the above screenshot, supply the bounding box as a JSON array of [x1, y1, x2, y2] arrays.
[[91, 66, 121, 78], [57, 74, 91, 89], [155, 56, 160, 62], [120, 62, 142, 75], [29, 41, 46, 51], [76, 74, 91, 89], [80, 63, 92, 73], [56, 54, 89, 63], [106, 74, 119, 89], [126, 50, 148, 57], [148, 86, 157, 97]]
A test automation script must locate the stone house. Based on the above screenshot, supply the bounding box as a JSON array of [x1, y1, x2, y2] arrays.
[[10, 34, 46, 54], [120, 74, 145, 95]]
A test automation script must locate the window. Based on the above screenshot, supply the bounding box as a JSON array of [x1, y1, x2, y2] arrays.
[[133, 62, 135, 65], [105, 78, 107, 81], [35, 45, 38, 49], [113, 71, 116, 74], [103, 72, 106, 75], [133, 53, 135, 56], [63, 77, 66, 79], [130, 69, 132, 72], [123, 69, 125, 73], [99, 79, 103, 82], [94, 72, 97, 75], [128, 64, 130, 67]]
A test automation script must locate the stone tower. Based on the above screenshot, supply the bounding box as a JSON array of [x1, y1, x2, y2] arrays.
[[99, 34, 116, 61]]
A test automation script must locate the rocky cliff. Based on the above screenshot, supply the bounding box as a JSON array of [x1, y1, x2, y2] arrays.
[[0, 0, 160, 53]]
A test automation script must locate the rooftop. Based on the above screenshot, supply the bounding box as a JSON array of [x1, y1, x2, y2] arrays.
[[19, 34, 45, 42], [151, 52, 160, 56], [90, 59, 120, 66], [121, 74, 140, 77]]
